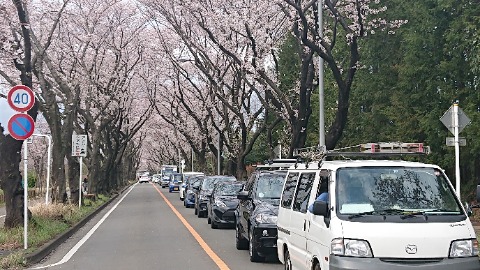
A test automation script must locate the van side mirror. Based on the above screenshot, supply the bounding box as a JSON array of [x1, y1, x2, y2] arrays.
[[237, 191, 250, 200], [312, 201, 329, 216], [464, 202, 473, 217]]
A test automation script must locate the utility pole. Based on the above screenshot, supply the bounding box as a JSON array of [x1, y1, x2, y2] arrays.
[[318, 0, 325, 150]]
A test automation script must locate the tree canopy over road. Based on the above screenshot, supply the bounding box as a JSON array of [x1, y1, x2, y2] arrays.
[[1, 0, 479, 227]]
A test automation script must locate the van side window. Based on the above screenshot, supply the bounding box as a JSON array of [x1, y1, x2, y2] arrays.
[[281, 172, 299, 209], [292, 173, 315, 213], [315, 169, 331, 198]]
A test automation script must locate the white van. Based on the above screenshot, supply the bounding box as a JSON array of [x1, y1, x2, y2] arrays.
[[277, 153, 479, 269]]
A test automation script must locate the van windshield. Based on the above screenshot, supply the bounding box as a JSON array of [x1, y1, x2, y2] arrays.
[[336, 167, 461, 215]]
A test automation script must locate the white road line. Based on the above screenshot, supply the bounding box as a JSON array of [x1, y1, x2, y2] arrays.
[[29, 184, 136, 269]]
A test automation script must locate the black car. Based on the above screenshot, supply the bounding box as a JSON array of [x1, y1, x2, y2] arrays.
[[194, 175, 236, 218], [184, 175, 204, 208], [206, 181, 244, 229], [235, 170, 287, 262]]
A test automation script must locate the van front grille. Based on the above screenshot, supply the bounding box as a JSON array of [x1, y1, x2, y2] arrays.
[[380, 258, 443, 265]]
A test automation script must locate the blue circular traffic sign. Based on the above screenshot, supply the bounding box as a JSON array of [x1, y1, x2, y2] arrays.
[[7, 85, 35, 112], [7, 113, 35, 140]]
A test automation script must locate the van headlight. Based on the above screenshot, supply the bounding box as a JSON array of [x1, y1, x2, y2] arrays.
[[449, 239, 479, 257], [331, 238, 373, 257], [254, 213, 277, 224]]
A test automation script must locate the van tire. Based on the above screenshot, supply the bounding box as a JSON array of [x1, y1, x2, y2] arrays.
[[313, 261, 320, 270], [249, 229, 264, 262], [284, 249, 292, 270], [235, 224, 248, 250]]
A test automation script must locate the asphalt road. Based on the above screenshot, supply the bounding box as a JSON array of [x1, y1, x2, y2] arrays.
[[28, 183, 283, 270]]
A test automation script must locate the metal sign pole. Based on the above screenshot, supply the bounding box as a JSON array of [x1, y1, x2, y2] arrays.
[[79, 156, 82, 207], [45, 135, 51, 205], [23, 141, 28, 249], [453, 103, 461, 200]]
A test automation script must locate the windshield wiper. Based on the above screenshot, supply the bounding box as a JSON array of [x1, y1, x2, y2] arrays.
[[347, 211, 375, 219], [400, 211, 428, 220]]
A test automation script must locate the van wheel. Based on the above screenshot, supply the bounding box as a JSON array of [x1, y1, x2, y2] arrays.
[[284, 249, 292, 270], [313, 261, 320, 270], [235, 224, 248, 250], [249, 229, 264, 262]]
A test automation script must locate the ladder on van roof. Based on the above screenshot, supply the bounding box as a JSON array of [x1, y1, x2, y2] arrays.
[[293, 142, 430, 161]]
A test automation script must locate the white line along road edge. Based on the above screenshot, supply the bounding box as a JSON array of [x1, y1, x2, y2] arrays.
[[29, 184, 136, 269]]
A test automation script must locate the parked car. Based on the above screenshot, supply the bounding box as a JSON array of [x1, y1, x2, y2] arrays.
[[184, 175, 204, 208], [277, 143, 480, 270], [151, 174, 162, 184], [138, 175, 151, 183], [194, 175, 236, 218], [180, 172, 204, 201], [160, 175, 171, 188], [235, 170, 287, 262], [207, 181, 244, 229], [168, 173, 183, 193]]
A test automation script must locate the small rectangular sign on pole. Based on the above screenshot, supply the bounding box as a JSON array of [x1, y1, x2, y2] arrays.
[[446, 137, 466, 147], [72, 134, 87, 157]]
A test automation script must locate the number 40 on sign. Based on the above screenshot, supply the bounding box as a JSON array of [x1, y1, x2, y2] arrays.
[[7, 85, 35, 112]]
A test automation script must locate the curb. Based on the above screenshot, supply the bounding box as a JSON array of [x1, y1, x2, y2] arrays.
[[24, 185, 131, 266]]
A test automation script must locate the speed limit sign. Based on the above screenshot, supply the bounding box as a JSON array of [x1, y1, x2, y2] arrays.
[[7, 85, 35, 112]]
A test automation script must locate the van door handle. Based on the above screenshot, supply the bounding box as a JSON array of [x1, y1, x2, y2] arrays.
[[303, 220, 306, 231]]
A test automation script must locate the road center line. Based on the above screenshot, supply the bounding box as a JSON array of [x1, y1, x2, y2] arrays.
[[152, 184, 230, 270], [29, 184, 136, 269]]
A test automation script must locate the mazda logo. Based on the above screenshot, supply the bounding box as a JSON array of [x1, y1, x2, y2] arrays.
[[405, 244, 417, 254]]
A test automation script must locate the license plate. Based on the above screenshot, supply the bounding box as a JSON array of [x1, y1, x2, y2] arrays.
[[174, 187, 179, 191]]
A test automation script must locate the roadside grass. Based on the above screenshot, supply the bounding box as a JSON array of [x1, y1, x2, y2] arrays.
[[0, 194, 109, 269]]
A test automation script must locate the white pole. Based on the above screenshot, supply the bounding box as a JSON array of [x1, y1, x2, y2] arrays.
[[453, 103, 461, 200], [279, 143, 282, 159], [33, 134, 51, 205], [79, 156, 82, 207], [217, 131, 221, 175], [191, 148, 194, 171], [45, 135, 51, 205], [23, 141, 28, 249], [318, 0, 325, 149]]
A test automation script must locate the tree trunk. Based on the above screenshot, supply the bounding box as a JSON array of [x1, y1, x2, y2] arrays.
[[0, 134, 27, 228], [67, 156, 80, 205]]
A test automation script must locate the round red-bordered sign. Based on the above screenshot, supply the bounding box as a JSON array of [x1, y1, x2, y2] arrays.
[[7, 85, 35, 112], [7, 113, 35, 140]]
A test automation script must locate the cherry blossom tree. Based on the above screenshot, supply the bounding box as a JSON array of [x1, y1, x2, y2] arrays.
[[0, 0, 41, 228], [278, 0, 407, 150]]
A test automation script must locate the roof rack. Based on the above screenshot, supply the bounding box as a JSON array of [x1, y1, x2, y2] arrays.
[[293, 142, 430, 160], [254, 159, 299, 170]]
